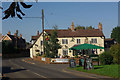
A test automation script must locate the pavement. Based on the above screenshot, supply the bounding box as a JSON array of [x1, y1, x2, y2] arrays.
[[2, 57, 118, 80]]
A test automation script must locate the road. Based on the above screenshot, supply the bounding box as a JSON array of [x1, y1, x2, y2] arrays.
[[2, 58, 116, 80]]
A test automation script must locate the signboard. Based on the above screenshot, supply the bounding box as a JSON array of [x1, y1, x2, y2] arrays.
[[51, 58, 69, 63], [41, 58, 46, 61], [86, 58, 93, 69], [89, 54, 99, 61], [70, 59, 76, 68], [89, 54, 99, 65]]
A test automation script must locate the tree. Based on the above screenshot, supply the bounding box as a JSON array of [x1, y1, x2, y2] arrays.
[[44, 38, 50, 57], [2, 40, 15, 53], [75, 25, 85, 30], [110, 44, 120, 64], [44, 26, 61, 58], [2, 2, 32, 20], [99, 51, 113, 65], [86, 26, 94, 29], [75, 25, 94, 30], [111, 27, 120, 44]]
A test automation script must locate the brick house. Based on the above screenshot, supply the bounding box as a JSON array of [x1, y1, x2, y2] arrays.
[[2, 30, 26, 49]]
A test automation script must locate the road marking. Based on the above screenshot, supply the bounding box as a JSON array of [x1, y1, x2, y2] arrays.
[[27, 70, 47, 78], [9, 59, 47, 78]]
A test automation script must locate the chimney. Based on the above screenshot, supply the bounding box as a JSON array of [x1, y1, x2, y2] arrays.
[[14, 33, 17, 37], [20, 34, 22, 38], [0, 33, 1, 37], [37, 31, 39, 36], [71, 22, 75, 31], [98, 22, 103, 31], [16, 30, 18, 36], [8, 31, 11, 35]]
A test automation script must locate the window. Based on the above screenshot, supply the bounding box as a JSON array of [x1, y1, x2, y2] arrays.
[[62, 39, 68, 44], [63, 49, 68, 56], [41, 41, 43, 46], [77, 39, 80, 44], [91, 39, 97, 43]]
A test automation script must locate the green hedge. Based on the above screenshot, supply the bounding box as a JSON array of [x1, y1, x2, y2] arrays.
[[99, 51, 113, 65]]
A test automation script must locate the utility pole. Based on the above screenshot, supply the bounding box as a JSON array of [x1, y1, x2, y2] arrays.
[[42, 9, 45, 55], [16, 30, 18, 49]]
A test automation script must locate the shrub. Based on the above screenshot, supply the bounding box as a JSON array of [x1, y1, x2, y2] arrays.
[[36, 53, 41, 57], [110, 44, 120, 64], [41, 54, 46, 57], [99, 51, 113, 65]]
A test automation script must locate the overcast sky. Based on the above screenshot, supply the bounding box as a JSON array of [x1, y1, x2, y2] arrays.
[[1, 2, 118, 42]]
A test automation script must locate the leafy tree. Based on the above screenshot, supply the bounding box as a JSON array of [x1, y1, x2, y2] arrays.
[[111, 27, 120, 44], [75, 25, 85, 30], [44, 26, 61, 58], [86, 26, 94, 29], [110, 44, 120, 64], [2, 2, 32, 20], [44, 38, 50, 57], [2, 40, 15, 53], [75, 25, 94, 30]]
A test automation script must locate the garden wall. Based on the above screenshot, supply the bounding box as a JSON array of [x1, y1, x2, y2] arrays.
[[33, 56, 81, 64]]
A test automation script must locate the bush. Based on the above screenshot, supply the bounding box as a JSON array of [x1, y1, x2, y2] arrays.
[[110, 44, 120, 64], [36, 53, 41, 57], [99, 51, 113, 65]]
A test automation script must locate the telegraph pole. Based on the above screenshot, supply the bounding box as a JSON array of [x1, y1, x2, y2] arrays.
[[42, 9, 45, 55]]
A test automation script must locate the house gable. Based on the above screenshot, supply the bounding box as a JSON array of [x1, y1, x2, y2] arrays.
[[2, 34, 12, 41]]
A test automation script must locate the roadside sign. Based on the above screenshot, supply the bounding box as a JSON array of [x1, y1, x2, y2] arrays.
[[69, 59, 76, 68], [89, 54, 99, 65], [50, 58, 69, 63]]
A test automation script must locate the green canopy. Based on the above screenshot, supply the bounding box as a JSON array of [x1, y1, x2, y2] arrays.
[[69, 43, 104, 50]]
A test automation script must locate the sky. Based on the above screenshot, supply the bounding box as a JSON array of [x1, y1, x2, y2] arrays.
[[1, 2, 118, 42]]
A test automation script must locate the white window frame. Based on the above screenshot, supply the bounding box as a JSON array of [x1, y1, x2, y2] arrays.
[[63, 49, 68, 56], [62, 39, 68, 44], [91, 38, 97, 43], [77, 39, 81, 44]]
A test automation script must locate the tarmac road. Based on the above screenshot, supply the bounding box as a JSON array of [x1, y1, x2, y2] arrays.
[[2, 58, 116, 80]]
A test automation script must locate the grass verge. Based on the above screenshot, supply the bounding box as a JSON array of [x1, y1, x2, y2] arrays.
[[68, 64, 119, 79]]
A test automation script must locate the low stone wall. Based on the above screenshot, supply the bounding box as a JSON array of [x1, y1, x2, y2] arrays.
[[33, 56, 81, 64]]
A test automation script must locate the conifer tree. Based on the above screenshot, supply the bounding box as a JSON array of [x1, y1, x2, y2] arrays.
[[44, 26, 61, 58]]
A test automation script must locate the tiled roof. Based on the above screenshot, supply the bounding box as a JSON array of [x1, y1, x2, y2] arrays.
[[30, 29, 104, 48], [45, 29, 104, 37], [7, 34, 25, 42], [104, 38, 114, 41], [31, 36, 39, 40]]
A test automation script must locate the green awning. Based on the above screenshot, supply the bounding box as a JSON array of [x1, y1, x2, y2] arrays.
[[69, 43, 104, 50]]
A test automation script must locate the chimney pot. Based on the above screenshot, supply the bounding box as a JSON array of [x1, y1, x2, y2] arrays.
[[8, 31, 11, 35], [20, 34, 22, 38], [14, 33, 17, 37], [71, 22, 75, 31], [37, 31, 39, 36], [98, 22, 103, 31]]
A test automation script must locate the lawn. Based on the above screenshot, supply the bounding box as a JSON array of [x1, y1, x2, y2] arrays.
[[68, 64, 119, 79]]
